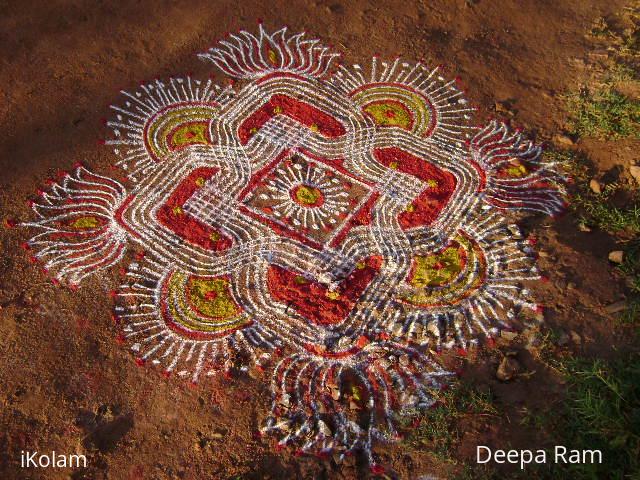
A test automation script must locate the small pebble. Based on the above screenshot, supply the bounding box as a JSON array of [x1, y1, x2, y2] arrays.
[[500, 330, 518, 341], [569, 330, 582, 345], [608, 250, 624, 264], [555, 331, 570, 347], [496, 356, 521, 381], [604, 300, 627, 314], [553, 134, 574, 146]]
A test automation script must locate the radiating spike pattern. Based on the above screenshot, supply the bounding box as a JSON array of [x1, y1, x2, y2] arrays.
[[106, 76, 234, 182], [198, 24, 340, 80], [115, 259, 279, 381], [331, 57, 477, 153], [263, 344, 451, 462], [22, 26, 565, 464], [470, 120, 568, 215], [23, 167, 128, 286]]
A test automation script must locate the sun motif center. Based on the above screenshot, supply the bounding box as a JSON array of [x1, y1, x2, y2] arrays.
[[291, 184, 324, 207]]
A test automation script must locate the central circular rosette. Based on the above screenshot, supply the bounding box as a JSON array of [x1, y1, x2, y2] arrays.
[[259, 155, 351, 234], [241, 152, 376, 248], [291, 184, 324, 208]]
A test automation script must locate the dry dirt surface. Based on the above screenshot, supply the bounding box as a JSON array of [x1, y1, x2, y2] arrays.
[[0, 1, 636, 479]]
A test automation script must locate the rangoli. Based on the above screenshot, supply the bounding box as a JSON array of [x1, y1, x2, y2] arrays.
[[22, 25, 566, 467]]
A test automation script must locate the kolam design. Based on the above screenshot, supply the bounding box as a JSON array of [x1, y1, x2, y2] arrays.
[[352, 83, 436, 135], [144, 102, 219, 161], [22, 25, 566, 466]]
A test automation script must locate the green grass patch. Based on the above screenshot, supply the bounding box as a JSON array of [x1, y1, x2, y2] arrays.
[[588, 8, 640, 58], [589, 16, 615, 39], [572, 190, 640, 233], [622, 298, 640, 324], [507, 351, 640, 479], [619, 240, 640, 325], [569, 7, 640, 140], [401, 381, 502, 479], [546, 149, 640, 233], [553, 352, 640, 479], [605, 62, 638, 83], [618, 239, 640, 289], [547, 148, 640, 323], [401, 381, 497, 460], [566, 88, 640, 140]]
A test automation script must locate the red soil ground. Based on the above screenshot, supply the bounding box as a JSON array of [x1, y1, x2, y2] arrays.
[[0, 1, 635, 478]]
